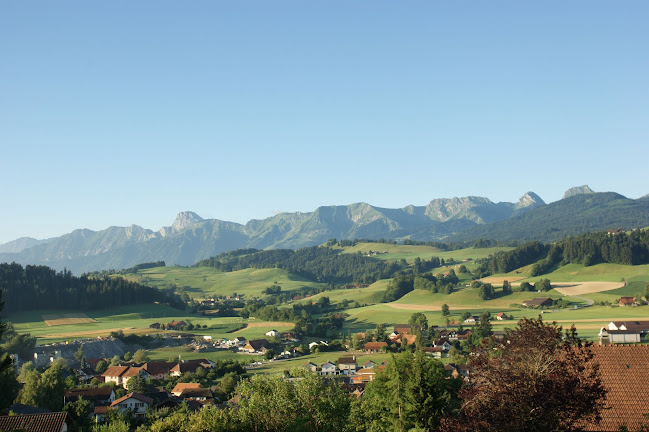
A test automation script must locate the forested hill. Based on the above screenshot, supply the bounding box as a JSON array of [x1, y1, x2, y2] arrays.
[[0, 263, 185, 315], [451, 193, 649, 243], [473, 229, 649, 278], [194, 246, 407, 284]]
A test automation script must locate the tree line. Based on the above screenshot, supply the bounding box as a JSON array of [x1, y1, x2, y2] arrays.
[[473, 229, 649, 278], [195, 246, 407, 284], [0, 263, 186, 314]]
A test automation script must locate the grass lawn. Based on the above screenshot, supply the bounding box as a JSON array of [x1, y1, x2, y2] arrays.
[[122, 266, 328, 300]]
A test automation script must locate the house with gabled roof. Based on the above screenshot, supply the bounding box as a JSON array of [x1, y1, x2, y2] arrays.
[[0, 412, 72, 432], [362, 360, 376, 369], [338, 356, 357, 375], [178, 387, 214, 402], [242, 339, 271, 353], [166, 320, 187, 330], [142, 361, 176, 380], [433, 338, 452, 350], [304, 361, 317, 372], [599, 321, 649, 344], [101, 366, 148, 388], [110, 392, 153, 417], [522, 297, 553, 307], [354, 368, 377, 383], [172, 382, 202, 397], [320, 361, 337, 376], [617, 296, 637, 307], [364, 342, 387, 353], [598, 328, 641, 344], [169, 360, 212, 377], [608, 321, 649, 333], [64, 387, 115, 406]]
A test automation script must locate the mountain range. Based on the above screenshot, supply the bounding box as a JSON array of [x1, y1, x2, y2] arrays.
[[1, 186, 648, 274]]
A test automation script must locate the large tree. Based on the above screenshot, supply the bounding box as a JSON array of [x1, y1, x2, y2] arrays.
[[351, 350, 461, 432], [440, 317, 605, 432]]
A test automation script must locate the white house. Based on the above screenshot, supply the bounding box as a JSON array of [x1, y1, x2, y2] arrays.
[[110, 392, 153, 417], [101, 366, 149, 389], [320, 361, 337, 376], [337, 356, 357, 375], [265, 330, 279, 337]]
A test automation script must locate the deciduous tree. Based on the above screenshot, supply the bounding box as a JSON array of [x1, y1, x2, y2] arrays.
[[440, 317, 605, 432]]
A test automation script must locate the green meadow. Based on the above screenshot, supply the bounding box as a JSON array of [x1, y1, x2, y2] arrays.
[[5, 303, 294, 344], [122, 266, 328, 300], [337, 243, 514, 264]]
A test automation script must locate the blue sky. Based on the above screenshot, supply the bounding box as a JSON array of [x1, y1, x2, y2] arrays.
[[1, 1, 648, 244]]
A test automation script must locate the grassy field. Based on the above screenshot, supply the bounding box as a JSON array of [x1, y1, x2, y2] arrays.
[[122, 266, 328, 300], [7, 248, 649, 347], [293, 279, 391, 307], [337, 243, 513, 264], [5, 304, 294, 344]]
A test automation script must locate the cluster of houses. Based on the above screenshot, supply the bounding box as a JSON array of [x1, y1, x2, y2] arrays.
[[65, 380, 218, 423], [303, 355, 473, 393], [101, 359, 216, 388]]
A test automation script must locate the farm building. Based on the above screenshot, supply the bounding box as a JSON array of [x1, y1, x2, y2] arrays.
[[364, 342, 387, 353], [242, 339, 271, 354], [617, 297, 637, 307], [522, 297, 553, 307], [598, 328, 641, 344]]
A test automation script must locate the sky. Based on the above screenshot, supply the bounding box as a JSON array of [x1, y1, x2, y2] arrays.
[[1, 1, 648, 244]]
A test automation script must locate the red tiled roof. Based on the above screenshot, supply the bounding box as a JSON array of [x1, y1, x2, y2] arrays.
[[143, 361, 176, 376], [94, 406, 109, 415], [101, 366, 129, 377], [364, 342, 387, 350], [612, 321, 649, 332], [111, 392, 154, 407], [179, 388, 213, 398], [172, 383, 202, 394], [0, 412, 71, 432], [122, 367, 146, 378], [64, 386, 113, 401], [583, 345, 649, 431]]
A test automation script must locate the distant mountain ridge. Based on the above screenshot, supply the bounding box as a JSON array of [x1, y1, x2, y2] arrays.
[[1, 187, 646, 274]]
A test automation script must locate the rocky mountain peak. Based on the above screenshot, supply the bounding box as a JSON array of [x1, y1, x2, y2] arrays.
[[515, 192, 545, 210], [563, 185, 595, 199], [159, 211, 204, 237]]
